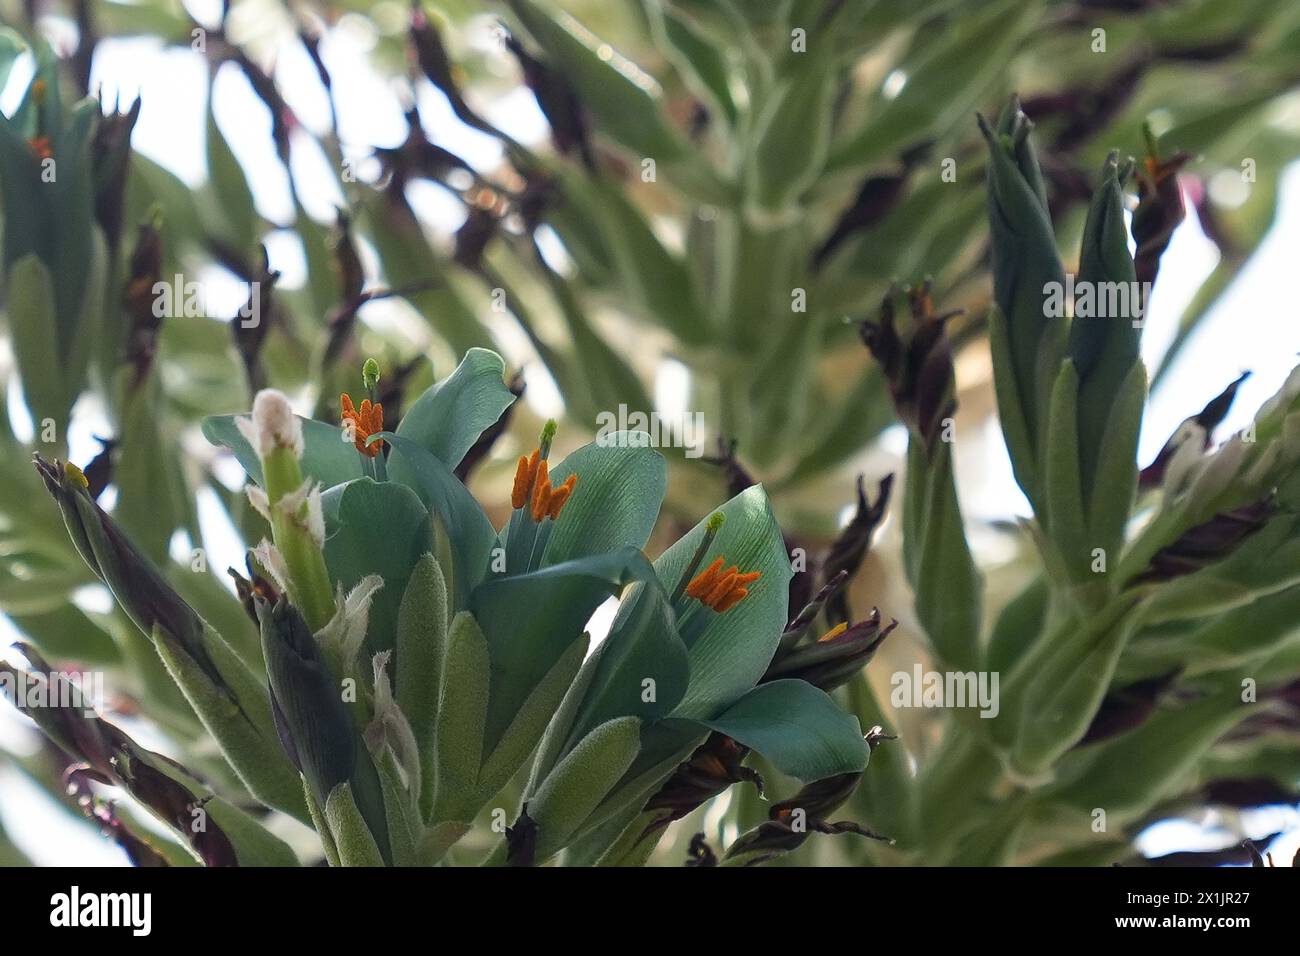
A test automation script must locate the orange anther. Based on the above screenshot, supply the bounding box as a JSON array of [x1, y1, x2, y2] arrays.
[[511, 450, 539, 509], [685, 556, 725, 599], [713, 587, 750, 613], [546, 474, 578, 520]]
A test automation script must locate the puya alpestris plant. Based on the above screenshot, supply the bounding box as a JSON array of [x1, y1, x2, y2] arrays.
[[856, 98, 1300, 866], [12, 349, 890, 865]]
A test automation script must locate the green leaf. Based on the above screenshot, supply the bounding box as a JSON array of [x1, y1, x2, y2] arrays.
[[987, 305, 1039, 505], [563, 578, 690, 744], [1010, 602, 1143, 778], [698, 679, 868, 781], [134, 748, 298, 866], [372, 746, 421, 867], [114, 373, 187, 563], [381, 433, 500, 609], [203, 796, 301, 867], [470, 547, 654, 749], [321, 478, 433, 655], [986, 576, 1048, 676], [506, 0, 691, 163], [1056, 689, 1249, 822], [203, 88, 259, 257], [647, 3, 737, 124], [202, 414, 366, 490], [0, 29, 26, 92], [418, 821, 471, 866], [904, 438, 981, 669], [655, 486, 792, 719], [555, 168, 711, 346], [6, 255, 68, 430], [542, 436, 666, 566], [5, 586, 117, 662], [979, 98, 1067, 460], [829, 0, 1037, 171], [745, 56, 835, 214], [388, 348, 515, 475], [153, 623, 309, 823]]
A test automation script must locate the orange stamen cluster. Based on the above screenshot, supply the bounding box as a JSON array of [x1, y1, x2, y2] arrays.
[[29, 136, 52, 161], [685, 556, 762, 613], [512, 451, 577, 521], [340, 393, 384, 457]]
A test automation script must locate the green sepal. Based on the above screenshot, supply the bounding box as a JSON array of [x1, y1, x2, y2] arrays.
[[1042, 360, 1090, 589], [527, 715, 642, 862], [988, 304, 1039, 507], [1086, 361, 1146, 583], [304, 782, 340, 867], [324, 783, 386, 867], [372, 746, 422, 867], [432, 611, 490, 824], [395, 554, 449, 821]]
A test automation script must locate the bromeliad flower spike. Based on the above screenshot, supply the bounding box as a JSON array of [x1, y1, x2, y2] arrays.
[[23, 349, 884, 866]]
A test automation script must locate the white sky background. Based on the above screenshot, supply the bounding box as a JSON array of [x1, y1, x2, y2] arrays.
[[2, 1, 1299, 865]]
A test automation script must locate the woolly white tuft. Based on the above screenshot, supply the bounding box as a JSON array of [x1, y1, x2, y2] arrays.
[[242, 389, 303, 458]]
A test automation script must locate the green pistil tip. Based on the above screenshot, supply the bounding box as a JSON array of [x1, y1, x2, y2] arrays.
[[706, 512, 725, 533], [540, 419, 558, 445], [362, 358, 381, 390]]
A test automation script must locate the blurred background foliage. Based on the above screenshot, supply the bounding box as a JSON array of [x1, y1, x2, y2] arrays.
[[0, 0, 1299, 865]]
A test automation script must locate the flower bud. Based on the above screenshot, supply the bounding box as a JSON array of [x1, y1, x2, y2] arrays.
[[257, 596, 356, 808], [237, 389, 304, 459]]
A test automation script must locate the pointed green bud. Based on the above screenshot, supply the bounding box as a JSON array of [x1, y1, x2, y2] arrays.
[[257, 596, 356, 809], [979, 98, 1068, 500]]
